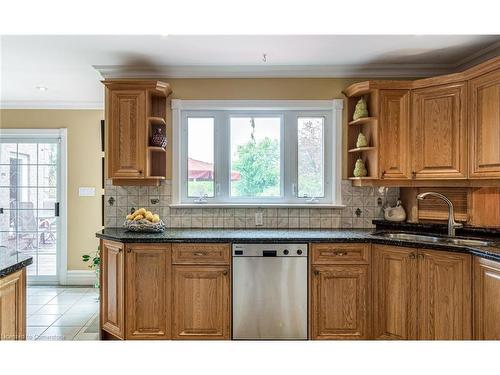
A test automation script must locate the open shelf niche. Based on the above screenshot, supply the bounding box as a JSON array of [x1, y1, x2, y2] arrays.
[[344, 85, 379, 185], [146, 88, 169, 180]]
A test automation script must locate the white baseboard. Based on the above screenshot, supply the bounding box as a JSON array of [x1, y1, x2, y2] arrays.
[[65, 270, 96, 286]]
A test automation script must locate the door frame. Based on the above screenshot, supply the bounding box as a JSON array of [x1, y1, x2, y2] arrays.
[[0, 128, 68, 285]]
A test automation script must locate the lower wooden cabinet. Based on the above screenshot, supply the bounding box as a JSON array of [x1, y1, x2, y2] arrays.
[[172, 266, 231, 340], [101, 240, 125, 339], [125, 244, 172, 339], [373, 245, 417, 340], [473, 257, 500, 339], [310, 243, 370, 340], [418, 249, 471, 340], [311, 264, 370, 339], [0, 269, 26, 340], [372, 245, 471, 340]]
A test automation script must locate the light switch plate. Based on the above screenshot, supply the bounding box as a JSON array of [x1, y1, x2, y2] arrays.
[[255, 212, 263, 226], [79, 187, 96, 197]]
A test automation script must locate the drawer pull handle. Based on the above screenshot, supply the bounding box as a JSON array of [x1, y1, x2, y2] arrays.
[[193, 251, 208, 256], [334, 251, 348, 256]]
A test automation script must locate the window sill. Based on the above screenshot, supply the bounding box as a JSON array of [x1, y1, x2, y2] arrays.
[[169, 203, 346, 209]]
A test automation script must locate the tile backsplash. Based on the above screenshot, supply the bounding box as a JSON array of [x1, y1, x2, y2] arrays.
[[103, 180, 399, 229]]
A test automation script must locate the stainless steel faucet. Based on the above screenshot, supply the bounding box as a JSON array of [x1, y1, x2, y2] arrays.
[[416, 192, 463, 237]]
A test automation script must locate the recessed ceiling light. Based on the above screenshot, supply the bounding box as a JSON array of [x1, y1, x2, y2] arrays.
[[36, 86, 48, 91]]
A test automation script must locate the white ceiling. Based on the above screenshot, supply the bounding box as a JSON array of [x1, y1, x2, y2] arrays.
[[1, 35, 499, 109]]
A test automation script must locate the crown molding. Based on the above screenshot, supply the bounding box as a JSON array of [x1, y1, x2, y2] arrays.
[[454, 40, 500, 71], [0, 100, 104, 110], [94, 63, 456, 79]]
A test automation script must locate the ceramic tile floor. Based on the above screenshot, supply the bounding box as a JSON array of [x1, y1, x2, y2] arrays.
[[27, 286, 99, 340]]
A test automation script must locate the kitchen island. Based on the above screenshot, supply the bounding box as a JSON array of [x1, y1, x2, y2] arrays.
[[0, 250, 32, 340], [96, 226, 500, 340]]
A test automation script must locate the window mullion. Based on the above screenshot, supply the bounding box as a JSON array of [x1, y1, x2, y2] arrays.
[[283, 111, 297, 203], [215, 112, 230, 202]]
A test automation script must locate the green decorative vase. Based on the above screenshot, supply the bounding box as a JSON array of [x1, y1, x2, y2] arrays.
[[353, 97, 369, 120], [353, 158, 368, 177], [356, 132, 368, 148]]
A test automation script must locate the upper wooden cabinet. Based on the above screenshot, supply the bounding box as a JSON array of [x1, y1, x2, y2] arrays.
[[103, 80, 172, 186], [343, 57, 500, 186], [107, 90, 146, 178], [469, 68, 500, 178], [379, 90, 411, 180], [125, 244, 172, 340], [473, 257, 500, 339], [411, 83, 467, 179]]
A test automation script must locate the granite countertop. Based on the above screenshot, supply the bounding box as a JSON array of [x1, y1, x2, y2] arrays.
[[96, 227, 500, 262], [0, 249, 33, 278]]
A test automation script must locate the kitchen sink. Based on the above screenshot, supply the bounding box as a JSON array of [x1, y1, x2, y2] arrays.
[[373, 232, 498, 247]]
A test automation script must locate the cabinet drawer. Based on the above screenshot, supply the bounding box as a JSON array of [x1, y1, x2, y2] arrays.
[[172, 243, 231, 265], [311, 243, 370, 264]]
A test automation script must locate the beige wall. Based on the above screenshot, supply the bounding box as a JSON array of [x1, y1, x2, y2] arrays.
[[0, 109, 104, 270], [0, 77, 363, 271]]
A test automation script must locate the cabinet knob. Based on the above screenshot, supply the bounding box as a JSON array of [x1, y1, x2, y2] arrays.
[[381, 170, 386, 179], [411, 171, 416, 179], [418, 253, 424, 260], [138, 170, 143, 175], [314, 270, 320, 276], [409, 253, 416, 259], [223, 270, 228, 276]]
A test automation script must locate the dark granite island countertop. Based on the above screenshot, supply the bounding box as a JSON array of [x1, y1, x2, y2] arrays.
[[96, 227, 500, 262], [0, 249, 33, 278]]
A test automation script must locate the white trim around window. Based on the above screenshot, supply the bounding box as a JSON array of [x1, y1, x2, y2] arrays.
[[171, 99, 344, 208]]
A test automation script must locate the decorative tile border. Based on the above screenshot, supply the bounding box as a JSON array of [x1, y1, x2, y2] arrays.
[[104, 179, 399, 229]]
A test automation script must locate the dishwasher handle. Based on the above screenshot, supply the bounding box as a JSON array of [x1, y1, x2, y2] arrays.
[[262, 250, 277, 257]]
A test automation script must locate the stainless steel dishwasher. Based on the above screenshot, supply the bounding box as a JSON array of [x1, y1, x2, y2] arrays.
[[232, 243, 308, 340]]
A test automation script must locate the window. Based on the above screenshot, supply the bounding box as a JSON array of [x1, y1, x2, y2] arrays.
[[174, 100, 342, 206]]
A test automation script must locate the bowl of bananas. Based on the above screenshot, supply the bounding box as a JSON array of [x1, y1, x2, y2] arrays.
[[123, 208, 166, 232]]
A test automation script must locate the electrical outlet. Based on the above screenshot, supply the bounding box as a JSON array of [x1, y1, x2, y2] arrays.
[[255, 212, 263, 226]]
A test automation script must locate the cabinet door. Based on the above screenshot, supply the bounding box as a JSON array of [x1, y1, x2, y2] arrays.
[[311, 265, 369, 339], [101, 240, 125, 339], [172, 266, 230, 340], [107, 89, 146, 178], [469, 69, 500, 178], [373, 245, 417, 340], [379, 90, 411, 179], [0, 269, 26, 340], [418, 249, 471, 340], [125, 244, 171, 339], [473, 257, 500, 339], [411, 83, 467, 179]]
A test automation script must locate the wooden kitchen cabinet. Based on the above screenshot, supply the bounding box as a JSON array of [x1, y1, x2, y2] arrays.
[[473, 257, 500, 339], [310, 243, 370, 340], [372, 245, 417, 340], [469, 68, 500, 178], [103, 80, 172, 186], [418, 249, 471, 340], [311, 264, 370, 339], [0, 269, 26, 340], [411, 83, 468, 179], [372, 246, 471, 340], [379, 89, 411, 180], [101, 240, 125, 339], [172, 265, 231, 340], [125, 244, 172, 339]]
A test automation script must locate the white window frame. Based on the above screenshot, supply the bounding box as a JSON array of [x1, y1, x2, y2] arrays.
[[0, 128, 68, 285], [172, 100, 344, 208]]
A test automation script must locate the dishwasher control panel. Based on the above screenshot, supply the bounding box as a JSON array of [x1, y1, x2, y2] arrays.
[[232, 243, 308, 257]]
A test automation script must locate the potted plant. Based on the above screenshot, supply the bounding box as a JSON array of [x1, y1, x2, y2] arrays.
[[82, 246, 100, 290]]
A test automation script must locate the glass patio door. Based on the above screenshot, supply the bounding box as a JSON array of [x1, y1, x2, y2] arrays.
[[0, 138, 60, 283]]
